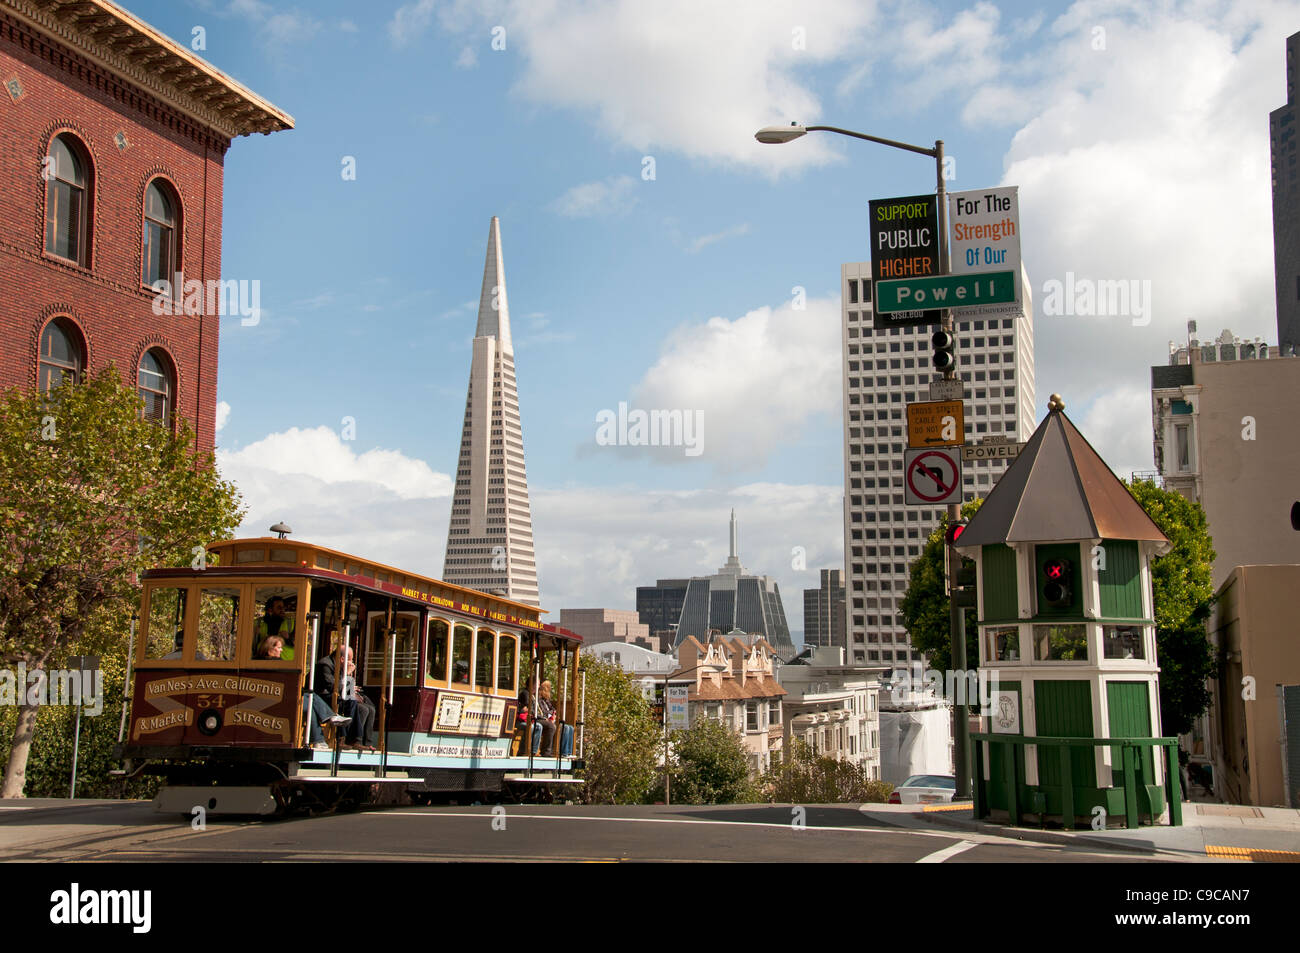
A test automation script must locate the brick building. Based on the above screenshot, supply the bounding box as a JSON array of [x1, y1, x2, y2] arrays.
[[0, 0, 291, 451]]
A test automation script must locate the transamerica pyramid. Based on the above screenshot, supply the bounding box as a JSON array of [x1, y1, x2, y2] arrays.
[[442, 217, 540, 605]]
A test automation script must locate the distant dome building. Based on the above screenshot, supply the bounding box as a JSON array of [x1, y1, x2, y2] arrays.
[[636, 511, 795, 660]]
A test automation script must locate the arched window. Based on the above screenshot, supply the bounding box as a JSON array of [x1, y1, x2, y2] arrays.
[[138, 348, 174, 426], [142, 180, 179, 289], [45, 134, 90, 265], [38, 318, 84, 392]]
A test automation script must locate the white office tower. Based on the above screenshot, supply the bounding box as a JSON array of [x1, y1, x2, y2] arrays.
[[442, 217, 540, 605], [840, 262, 1035, 666]]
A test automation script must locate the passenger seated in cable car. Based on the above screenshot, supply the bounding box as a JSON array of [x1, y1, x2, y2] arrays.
[[255, 597, 296, 661], [341, 652, 377, 751], [256, 635, 285, 660]]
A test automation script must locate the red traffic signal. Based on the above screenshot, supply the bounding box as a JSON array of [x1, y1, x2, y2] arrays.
[[945, 521, 967, 545], [1042, 558, 1073, 607]]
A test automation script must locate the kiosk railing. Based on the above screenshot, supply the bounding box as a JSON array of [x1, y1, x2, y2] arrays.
[[971, 733, 1183, 829]]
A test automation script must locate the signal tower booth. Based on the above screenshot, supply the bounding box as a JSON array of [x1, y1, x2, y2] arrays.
[[954, 395, 1182, 827]]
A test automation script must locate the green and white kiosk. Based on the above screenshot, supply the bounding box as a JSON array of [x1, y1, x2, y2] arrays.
[[955, 395, 1183, 828]]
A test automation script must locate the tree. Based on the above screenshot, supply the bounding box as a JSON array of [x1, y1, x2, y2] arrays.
[[897, 497, 984, 674], [1125, 479, 1218, 737], [0, 369, 243, 797], [667, 719, 757, 804], [574, 658, 660, 804], [763, 740, 893, 804]]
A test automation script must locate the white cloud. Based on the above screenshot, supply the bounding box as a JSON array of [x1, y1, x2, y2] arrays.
[[224, 0, 324, 45], [389, 0, 437, 47], [993, 2, 1290, 419], [215, 400, 231, 434], [1077, 385, 1154, 481], [610, 294, 841, 468], [394, 0, 881, 174], [218, 426, 451, 502], [550, 175, 639, 218], [688, 223, 751, 253], [339, 19, 359, 34], [456, 45, 478, 69]]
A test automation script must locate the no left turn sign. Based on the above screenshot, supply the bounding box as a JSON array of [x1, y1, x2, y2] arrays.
[[904, 447, 963, 505]]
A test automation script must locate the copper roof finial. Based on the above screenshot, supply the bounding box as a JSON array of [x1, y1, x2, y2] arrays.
[[1048, 394, 1064, 413]]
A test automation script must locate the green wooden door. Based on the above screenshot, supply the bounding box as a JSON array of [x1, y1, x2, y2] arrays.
[[1034, 680, 1095, 787], [1107, 680, 1155, 786]]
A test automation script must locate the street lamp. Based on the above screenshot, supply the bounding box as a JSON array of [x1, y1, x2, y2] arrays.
[[662, 660, 725, 806], [754, 120, 970, 801]]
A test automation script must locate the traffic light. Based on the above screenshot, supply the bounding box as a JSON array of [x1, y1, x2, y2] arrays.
[[1041, 558, 1073, 608], [932, 330, 956, 373], [945, 520, 967, 546]]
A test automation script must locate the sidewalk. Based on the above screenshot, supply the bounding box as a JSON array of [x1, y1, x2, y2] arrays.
[[862, 801, 1300, 861]]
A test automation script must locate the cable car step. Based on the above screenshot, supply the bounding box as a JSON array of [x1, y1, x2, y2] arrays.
[[293, 769, 414, 781]]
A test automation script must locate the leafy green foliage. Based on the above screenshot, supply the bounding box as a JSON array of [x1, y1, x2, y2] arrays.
[[762, 740, 893, 804], [897, 498, 984, 673], [1126, 480, 1218, 736], [667, 719, 757, 805], [575, 658, 660, 804], [0, 370, 243, 795]]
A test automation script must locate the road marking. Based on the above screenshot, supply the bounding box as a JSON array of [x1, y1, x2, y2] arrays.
[[362, 810, 963, 841], [922, 802, 974, 813], [916, 840, 977, 863], [1205, 845, 1300, 863]]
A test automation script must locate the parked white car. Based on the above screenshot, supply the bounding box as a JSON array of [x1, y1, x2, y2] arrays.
[[889, 774, 956, 804]]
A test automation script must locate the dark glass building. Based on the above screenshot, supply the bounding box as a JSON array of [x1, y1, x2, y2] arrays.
[[635, 511, 794, 659]]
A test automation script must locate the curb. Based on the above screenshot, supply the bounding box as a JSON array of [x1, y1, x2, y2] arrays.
[[889, 807, 1180, 856]]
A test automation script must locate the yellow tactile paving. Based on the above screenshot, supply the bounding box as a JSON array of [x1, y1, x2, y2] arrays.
[[1205, 845, 1300, 862]]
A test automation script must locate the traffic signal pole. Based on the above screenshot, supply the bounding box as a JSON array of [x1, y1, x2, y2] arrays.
[[753, 124, 970, 800], [934, 141, 971, 801]]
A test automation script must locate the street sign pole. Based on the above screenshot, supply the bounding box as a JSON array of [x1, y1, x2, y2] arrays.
[[935, 142, 970, 802]]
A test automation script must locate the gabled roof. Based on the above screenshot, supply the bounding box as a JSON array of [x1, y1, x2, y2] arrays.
[[956, 396, 1170, 550]]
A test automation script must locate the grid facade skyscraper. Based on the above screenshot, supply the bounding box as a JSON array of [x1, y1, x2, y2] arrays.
[[840, 262, 1035, 667], [442, 217, 540, 605]]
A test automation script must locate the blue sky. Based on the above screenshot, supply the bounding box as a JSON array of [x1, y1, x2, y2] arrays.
[[127, 0, 1297, 642]]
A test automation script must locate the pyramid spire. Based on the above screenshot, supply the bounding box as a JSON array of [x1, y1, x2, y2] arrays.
[[474, 216, 512, 352], [443, 217, 538, 605]]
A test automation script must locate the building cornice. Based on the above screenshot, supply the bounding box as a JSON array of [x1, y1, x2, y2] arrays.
[[5, 0, 293, 139]]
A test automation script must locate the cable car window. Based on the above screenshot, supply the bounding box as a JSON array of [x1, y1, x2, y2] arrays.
[[236, 549, 266, 564], [269, 548, 296, 562], [451, 624, 472, 685], [427, 619, 449, 682], [197, 586, 239, 662], [146, 586, 188, 659], [253, 586, 298, 661], [497, 634, 517, 692], [475, 628, 495, 688]]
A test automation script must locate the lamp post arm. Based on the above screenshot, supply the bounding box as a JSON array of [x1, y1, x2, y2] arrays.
[[803, 125, 938, 159]]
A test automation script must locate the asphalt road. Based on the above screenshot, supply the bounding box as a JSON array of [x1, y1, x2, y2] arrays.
[[0, 798, 1171, 862]]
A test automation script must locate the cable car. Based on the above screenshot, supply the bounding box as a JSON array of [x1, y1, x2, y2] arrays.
[[116, 536, 585, 814]]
